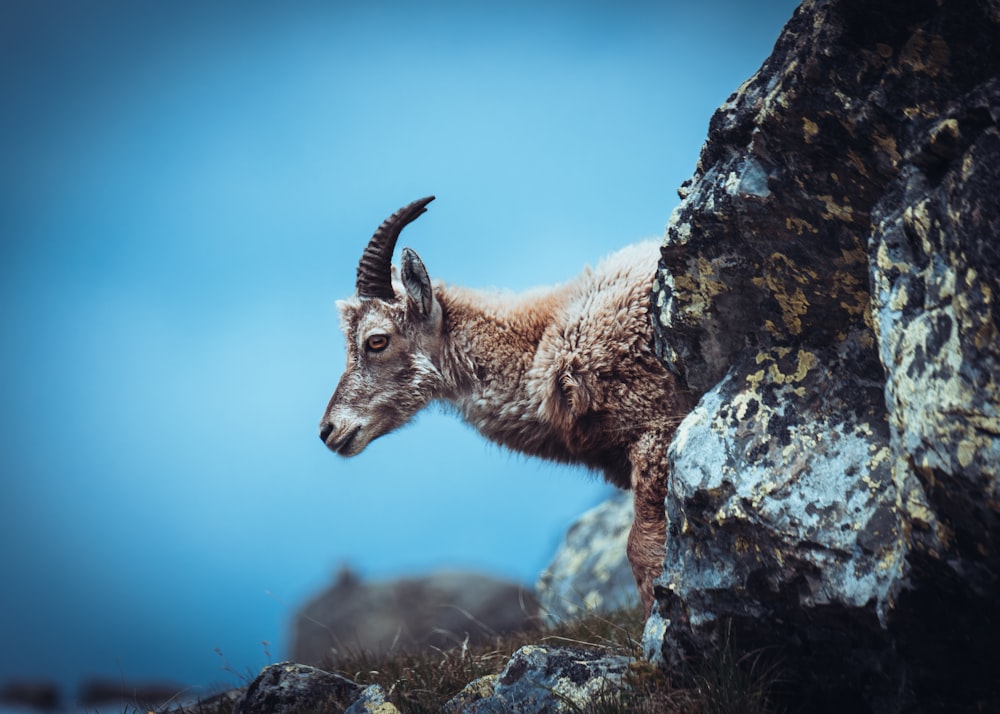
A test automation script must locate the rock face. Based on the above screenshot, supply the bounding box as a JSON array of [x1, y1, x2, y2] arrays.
[[647, 0, 1000, 710], [290, 569, 539, 665], [536, 490, 640, 624]]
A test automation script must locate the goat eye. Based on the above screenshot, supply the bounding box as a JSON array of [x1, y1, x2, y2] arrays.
[[366, 334, 389, 352]]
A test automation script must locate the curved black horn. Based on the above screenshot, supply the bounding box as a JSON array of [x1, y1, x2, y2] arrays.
[[356, 196, 436, 299]]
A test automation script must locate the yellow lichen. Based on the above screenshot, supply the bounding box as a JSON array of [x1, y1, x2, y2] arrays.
[[899, 30, 951, 77], [752, 257, 815, 336], [780, 287, 809, 334], [962, 153, 975, 179], [847, 149, 869, 178], [751, 348, 819, 387], [760, 346, 791, 362], [874, 131, 902, 166], [931, 117, 959, 143], [732, 536, 752, 554], [903, 493, 935, 527], [818, 194, 855, 221], [889, 283, 910, 312], [904, 200, 932, 240], [786, 216, 819, 235], [803, 118, 819, 143], [957, 439, 976, 468]]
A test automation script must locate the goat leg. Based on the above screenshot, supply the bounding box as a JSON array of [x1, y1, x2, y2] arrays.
[[627, 434, 671, 617]]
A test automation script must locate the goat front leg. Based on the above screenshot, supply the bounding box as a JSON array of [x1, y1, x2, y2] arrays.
[[627, 433, 671, 617]]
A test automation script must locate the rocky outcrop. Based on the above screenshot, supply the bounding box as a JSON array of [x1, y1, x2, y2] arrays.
[[290, 569, 539, 665], [647, 0, 1000, 710], [536, 490, 639, 624]]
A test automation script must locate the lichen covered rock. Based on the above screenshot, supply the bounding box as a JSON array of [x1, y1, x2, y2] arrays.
[[445, 645, 631, 713], [233, 662, 364, 714], [648, 0, 1000, 709], [344, 684, 400, 714], [642, 346, 904, 702], [536, 490, 639, 624]]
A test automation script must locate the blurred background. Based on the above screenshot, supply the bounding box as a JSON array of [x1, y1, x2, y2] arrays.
[[0, 0, 798, 703]]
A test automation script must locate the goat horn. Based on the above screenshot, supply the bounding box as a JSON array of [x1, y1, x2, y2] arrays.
[[356, 196, 436, 299]]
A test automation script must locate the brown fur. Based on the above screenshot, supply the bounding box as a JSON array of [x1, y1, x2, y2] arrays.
[[321, 240, 693, 615]]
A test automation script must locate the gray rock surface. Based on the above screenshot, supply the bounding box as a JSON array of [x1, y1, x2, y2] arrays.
[[291, 569, 538, 665], [343, 684, 399, 714], [233, 662, 363, 714], [445, 645, 631, 713], [536, 490, 639, 624], [647, 0, 1000, 710]]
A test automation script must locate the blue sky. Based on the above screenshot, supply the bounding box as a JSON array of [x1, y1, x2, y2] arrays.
[[0, 0, 798, 700]]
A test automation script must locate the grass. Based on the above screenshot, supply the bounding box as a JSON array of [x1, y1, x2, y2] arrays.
[[163, 606, 782, 714]]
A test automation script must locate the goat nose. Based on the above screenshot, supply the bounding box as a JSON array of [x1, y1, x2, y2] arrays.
[[319, 422, 334, 443]]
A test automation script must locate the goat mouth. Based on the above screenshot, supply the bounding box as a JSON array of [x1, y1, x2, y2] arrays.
[[328, 426, 362, 456]]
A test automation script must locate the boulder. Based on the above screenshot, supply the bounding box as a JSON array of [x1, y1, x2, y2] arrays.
[[647, 0, 1000, 710], [536, 490, 639, 624], [290, 569, 539, 665], [233, 662, 364, 714]]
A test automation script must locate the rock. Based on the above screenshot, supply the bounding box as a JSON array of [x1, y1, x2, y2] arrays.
[[648, 0, 1000, 710], [536, 490, 640, 624], [0, 680, 61, 711], [233, 662, 363, 714], [444, 645, 631, 713], [290, 569, 539, 665], [445, 675, 499, 713], [642, 346, 901, 700], [344, 684, 400, 714], [169, 688, 244, 714], [78, 678, 186, 710]]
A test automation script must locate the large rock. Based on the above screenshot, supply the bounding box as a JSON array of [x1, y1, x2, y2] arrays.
[[647, 0, 1000, 710], [290, 569, 539, 665], [536, 490, 639, 624]]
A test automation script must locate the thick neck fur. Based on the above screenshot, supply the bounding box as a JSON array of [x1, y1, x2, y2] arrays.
[[432, 284, 573, 459]]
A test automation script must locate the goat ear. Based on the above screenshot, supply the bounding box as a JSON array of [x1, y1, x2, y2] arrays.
[[401, 247, 434, 319]]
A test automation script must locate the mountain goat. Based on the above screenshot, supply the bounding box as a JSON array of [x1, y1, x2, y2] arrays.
[[319, 196, 694, 615]]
